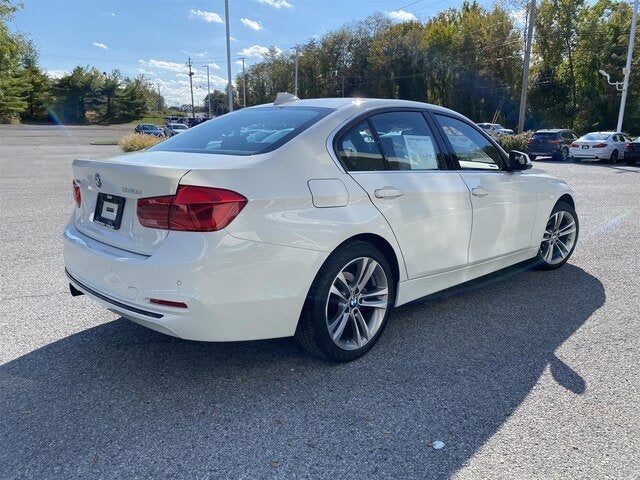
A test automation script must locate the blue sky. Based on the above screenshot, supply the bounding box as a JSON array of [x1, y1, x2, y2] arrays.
[[11, 0, 500, 107]]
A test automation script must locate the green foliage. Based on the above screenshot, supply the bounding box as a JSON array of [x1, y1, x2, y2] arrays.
[[0, 0, 29, 122], [203, 90, 230, 115], [498, 132, 533, 152], [119, 133, 164, 152]]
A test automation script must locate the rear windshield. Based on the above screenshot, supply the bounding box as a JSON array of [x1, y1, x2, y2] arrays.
[[150, 106, 334, 155], [581, 133, 610, 141], [532, 132, 558, 139]]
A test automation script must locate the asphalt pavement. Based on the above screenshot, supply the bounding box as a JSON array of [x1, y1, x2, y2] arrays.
[[0, 124, 638, 479]]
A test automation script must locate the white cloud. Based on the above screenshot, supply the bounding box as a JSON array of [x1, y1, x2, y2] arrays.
[[388, 10, 417, 22], [208, 63, 222, 70], [188, 8, 223, 23], [256, 0, 292, 8], [93, 42, 108, 50], [139, 59, 188, 74], [46, 69, 68, 79], [241, 18, 263, 31], [181, 50, 209, 58], [238, 45, 282, 58], [109, 12, 116, 17]]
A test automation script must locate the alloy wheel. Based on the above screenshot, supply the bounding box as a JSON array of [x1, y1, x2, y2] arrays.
[[539, 210, 578, 265], [325, 256, 389, 351]]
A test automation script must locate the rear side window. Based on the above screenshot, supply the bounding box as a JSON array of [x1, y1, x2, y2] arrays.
[[336, 111, 442, 171], [151, 106, 334, 155]]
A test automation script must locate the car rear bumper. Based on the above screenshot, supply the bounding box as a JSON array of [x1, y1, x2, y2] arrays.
[[63, 221, 326, 341]]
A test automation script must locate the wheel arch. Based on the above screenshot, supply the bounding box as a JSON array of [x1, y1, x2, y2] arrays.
[[557, 193, 575, 209], [334, 233, 402, 288]]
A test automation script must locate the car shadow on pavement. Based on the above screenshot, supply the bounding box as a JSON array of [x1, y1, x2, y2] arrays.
[[0, 264, 603, 479]]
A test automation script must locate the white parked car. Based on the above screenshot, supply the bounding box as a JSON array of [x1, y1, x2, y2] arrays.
[[63, 96, 578, 361], [476, 122, 514, 136], [164, 122, 189, 137], [569, 131, 630, 163]]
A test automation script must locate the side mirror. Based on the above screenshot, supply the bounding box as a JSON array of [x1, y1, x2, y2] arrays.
[[506, 150, 533, 171]]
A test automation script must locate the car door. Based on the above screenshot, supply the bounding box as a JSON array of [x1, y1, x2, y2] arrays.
[[432, 113, 539, 263], [336, 110, 473, 279]]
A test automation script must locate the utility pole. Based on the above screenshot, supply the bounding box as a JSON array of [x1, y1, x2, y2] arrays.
[[188, 57, 195, 119], [206, 65, 212, 117], [518, 0, 536, 134], [240, 57, 246, 108], [225, 0, 233, 112], [157, 83, 162, 111], [617, 0, 638, 132], [294, 48, 299, 97]]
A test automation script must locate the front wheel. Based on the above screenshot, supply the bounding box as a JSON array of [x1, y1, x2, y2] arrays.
[[535, 201, 579, 270], [295, 242, 395, 362]]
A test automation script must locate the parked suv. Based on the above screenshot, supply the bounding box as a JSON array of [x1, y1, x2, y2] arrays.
[[526, 129, 577, 161]]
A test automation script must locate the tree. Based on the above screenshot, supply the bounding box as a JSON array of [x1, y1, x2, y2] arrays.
[[0, 0, 29, 122], [203, 90, 229, 115], [51, 66, 102, 123]]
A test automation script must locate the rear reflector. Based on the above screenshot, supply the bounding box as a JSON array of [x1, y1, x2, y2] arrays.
[[73, 180, 82, 207], [137, 185, 247, 232], [149, 298, 188, 309]]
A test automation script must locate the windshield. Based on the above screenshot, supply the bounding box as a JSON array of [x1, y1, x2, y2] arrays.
[[151, 106, 334, 155]]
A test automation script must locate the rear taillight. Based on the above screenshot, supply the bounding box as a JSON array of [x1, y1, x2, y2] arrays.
[[625, 143, 632, 150], [527, 138, 534, 144], [593, 143, 607, 148], [73, 180, 81, 207], [137, 185, 247, 232], [569, 142, 576, 147]]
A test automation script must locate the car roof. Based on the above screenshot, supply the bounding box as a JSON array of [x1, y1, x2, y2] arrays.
[[252, 96, 464, 120]]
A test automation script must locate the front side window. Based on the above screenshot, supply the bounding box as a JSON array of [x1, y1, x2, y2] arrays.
[[151, 106, 334, 155], [435, 114, 502, 170]]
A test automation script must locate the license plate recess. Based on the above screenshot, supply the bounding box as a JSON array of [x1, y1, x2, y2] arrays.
[[94, 193, 125, 230]]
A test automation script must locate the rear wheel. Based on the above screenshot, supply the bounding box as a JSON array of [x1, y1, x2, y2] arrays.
[[535, 201, 579, 270], [529, 154, 537, 161], [610, 149, 619, 163], [295, 241, 395, 362], [555, 147, 569, 161]]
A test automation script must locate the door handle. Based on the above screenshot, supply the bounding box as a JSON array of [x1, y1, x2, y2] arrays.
[[374, 187, 405, 199], [471, 187, 490, 198]]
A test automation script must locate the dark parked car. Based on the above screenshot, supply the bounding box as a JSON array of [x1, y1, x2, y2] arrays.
[[526, 129, 577, 161], [134, 123, 165, 137], [624, 138, 640, 165]]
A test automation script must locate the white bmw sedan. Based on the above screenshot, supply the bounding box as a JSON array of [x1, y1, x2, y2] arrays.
[[568, 131, 629, 163], [64, 96, 578, 362]]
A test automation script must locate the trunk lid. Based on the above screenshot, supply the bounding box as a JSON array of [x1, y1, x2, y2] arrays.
[[72, 152, 194, 255]]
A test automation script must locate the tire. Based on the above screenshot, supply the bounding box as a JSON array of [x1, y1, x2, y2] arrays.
[[295, 241, 395, 362], [535, 201, 579, 270], [555, 147, 569, 161], [529, 154, 537, 161], [610, 149, 619, 163]]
